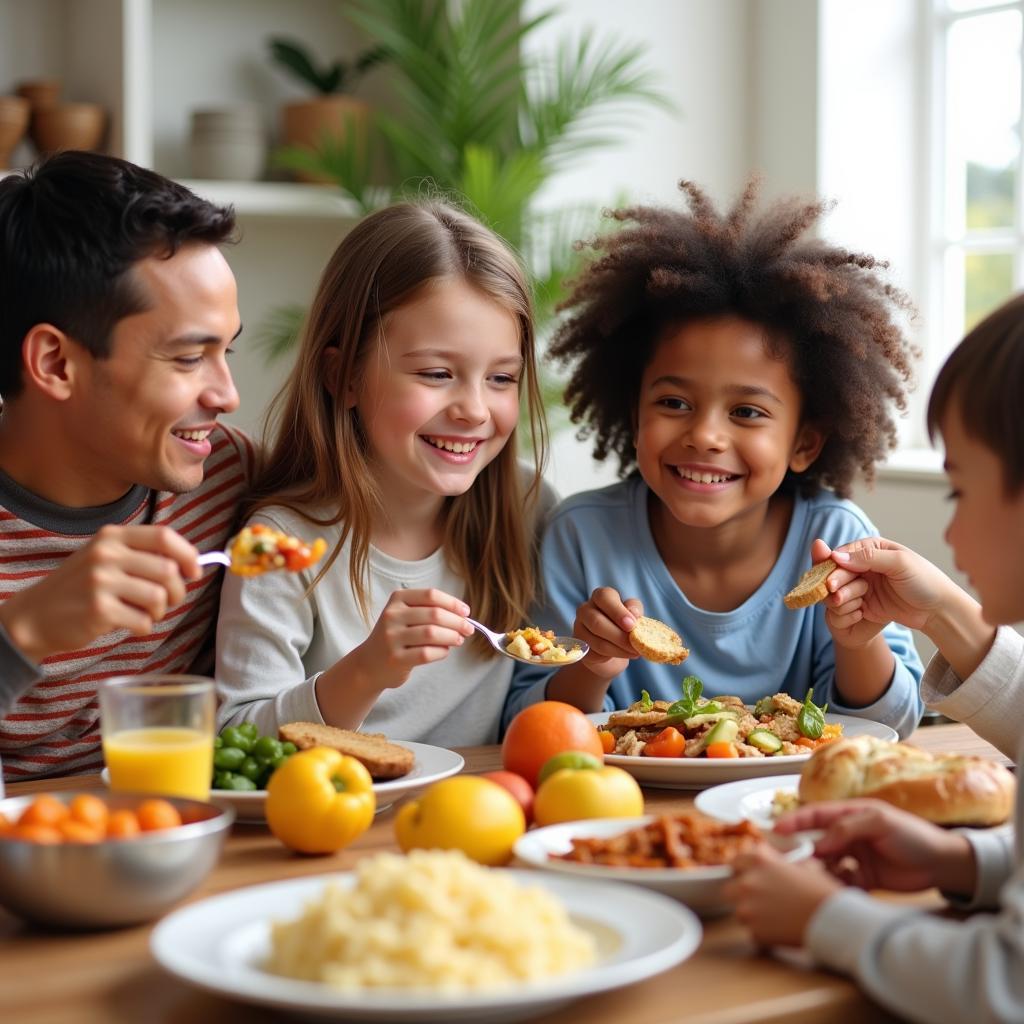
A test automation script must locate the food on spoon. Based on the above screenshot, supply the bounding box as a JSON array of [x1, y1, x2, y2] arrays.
[[505, 626, 583, 663], [266, 849, 596, 991], [783, 558, 838, 609], [278, 721, 415, 780], [628, 615, 689, 664], [227, 523, 327, 577], [797, 735, 1016, 826], [604, 678, 841, 758]]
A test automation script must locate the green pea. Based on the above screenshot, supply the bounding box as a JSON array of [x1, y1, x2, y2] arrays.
[[213, 746, 246, 770], [238, 721, 259, 740], [213, 735, 223, 749], [213, 770, 235, 790], [226, 773, 258, 791], [280, 741, 297, 756], [239, 756, 263, 782], [253, 736, 283, 761], [220, 726, 253, 752]]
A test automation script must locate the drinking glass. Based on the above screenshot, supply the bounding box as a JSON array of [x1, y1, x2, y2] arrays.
[[99, 674, 215, 800]]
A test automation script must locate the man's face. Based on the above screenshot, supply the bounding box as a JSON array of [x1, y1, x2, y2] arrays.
[[69, 244, 241, 499]]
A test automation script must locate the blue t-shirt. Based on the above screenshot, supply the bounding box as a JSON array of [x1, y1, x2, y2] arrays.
[[504, 476, 924, 738]]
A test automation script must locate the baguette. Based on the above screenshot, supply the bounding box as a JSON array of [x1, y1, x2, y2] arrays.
[[628, 616, 689, 665], [783, 559, 837, 609], [278, 722, 415, 780], [798, 735, 1015, 826]]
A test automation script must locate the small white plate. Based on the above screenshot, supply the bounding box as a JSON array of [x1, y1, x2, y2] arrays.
[[694, 775, 802, 830], [103, 741, 464, 822], [151, 869, 702, 1022], [514, 816, 812, 917], [588, 712, 898, 789]]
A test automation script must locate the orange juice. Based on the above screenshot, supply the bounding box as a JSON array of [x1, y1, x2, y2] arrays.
[[103, 727, 213, 800]]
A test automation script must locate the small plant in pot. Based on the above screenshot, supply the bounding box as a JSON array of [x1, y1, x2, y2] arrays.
[[268, 36, 388, 183]]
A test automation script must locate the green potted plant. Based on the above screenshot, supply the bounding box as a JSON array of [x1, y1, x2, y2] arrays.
[[268, 36, 387, 182]]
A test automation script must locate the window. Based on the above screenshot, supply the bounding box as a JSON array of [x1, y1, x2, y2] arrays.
[[931, 1, 1022, 380]]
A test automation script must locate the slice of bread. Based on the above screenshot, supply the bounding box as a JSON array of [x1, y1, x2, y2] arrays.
[[783, 559, 837, 609], [279, 722, 415, 779], [628, 616, 689, 665]]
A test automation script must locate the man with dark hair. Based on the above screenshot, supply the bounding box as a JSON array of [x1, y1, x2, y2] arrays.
[[0, 151, 254, 781]]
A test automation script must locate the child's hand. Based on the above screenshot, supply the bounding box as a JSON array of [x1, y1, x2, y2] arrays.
[[354, 588, 473, 690], [572, 587, 643, 680], [774, 799, 977, 895], [724, 843, 842, 948], [813, 536, 959, 646]]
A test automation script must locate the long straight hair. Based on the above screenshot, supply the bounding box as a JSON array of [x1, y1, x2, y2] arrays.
[[247, 202, 548, 650]]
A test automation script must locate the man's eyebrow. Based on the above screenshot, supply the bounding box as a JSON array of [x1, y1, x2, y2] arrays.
[[649, 375, 783, 404], [164, 324, 243, 347]]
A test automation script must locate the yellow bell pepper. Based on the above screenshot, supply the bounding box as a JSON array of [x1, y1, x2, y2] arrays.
[[533, 764, 644, 827], [265, 747, 376, 854]]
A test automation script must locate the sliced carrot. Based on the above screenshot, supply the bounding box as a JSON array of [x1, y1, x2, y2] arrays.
[[705, 741, 739, 759], [598, 729, 616, 754]]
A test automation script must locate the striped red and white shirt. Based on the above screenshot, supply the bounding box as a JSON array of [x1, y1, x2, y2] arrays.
[[0, 424, 254, 781]]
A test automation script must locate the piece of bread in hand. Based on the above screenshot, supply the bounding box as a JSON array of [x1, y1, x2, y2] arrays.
[[628, 616, 689, 665], [798, 735, 1015, 826], [783, 559, 837, 609], [279, 722, 415, 780]]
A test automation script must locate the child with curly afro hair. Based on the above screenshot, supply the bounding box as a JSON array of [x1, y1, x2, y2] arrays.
[[504, 179, 924, 740]]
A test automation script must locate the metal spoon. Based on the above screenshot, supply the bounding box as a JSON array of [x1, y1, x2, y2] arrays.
[[466, 618, 589, 667], [197, 551, 232, 568]]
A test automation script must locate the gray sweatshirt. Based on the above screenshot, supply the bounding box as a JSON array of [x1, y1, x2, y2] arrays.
[[806, 625, 1024, 1023]]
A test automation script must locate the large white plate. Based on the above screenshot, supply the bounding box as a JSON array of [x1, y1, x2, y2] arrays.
[[103, 741, 464, 822], [694, 775, 802, 830], [514, 816, 811, 917], [587, 712, 898, 789], [151, 869, 702, 1023]]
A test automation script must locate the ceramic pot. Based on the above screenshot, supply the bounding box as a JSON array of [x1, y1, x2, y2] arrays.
[[16, 79, 61, 113], [32, 103, 106, 155], [0, 96, 30, 168], [189, 106, 266, 181], [281, 95, 368, 183]]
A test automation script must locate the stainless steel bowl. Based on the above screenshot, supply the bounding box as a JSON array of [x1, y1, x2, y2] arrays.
[[0, 792, 234, 928]]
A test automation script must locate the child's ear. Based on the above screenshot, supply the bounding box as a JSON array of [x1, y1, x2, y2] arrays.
[[789, 422, 826, 473], [321, 346, 358, 408]]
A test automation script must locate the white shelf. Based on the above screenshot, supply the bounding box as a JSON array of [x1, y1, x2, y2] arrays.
[[178, 180, 361, 220]]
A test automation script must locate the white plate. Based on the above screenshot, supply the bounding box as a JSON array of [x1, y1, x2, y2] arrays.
[[102, 741, 464, 823], [514, 816, 811, 917], [150, 868, 702, 1023], [694, 775, 802, 830], [588, 712, 898, 789]]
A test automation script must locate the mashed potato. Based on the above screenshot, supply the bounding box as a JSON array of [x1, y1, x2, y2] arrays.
[[266, 849, 596, 992]]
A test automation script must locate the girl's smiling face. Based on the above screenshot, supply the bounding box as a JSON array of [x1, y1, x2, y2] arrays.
[[350, 276, 523, 510], [941, 404, 1024, 625], [635, 316, 823, 531]]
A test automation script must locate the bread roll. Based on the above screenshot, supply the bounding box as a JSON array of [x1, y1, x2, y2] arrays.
[[798, 735, 1015, 826]]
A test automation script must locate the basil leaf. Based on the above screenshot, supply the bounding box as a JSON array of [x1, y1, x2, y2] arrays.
[[797, 687, 828, 740], [665, 675, 705, 720], [638, 689, 653, 711]]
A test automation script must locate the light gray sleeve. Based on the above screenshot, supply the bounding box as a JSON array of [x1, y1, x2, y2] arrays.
[[0, 623, 42, 716], [807, 878, 1024, 1024], [920, 625, 1024, 760], [214, 533, 326, 737]]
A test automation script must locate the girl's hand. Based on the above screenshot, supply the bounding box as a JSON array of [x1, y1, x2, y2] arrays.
[[572, 587, 644, 681], [353, 588, 473, 691], [724, 844, 842, 948], [812, 536, 960, 647], [774, 799, 976, 895]]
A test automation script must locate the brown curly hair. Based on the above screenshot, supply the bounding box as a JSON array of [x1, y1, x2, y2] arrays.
[[550, 179, 917, 498]]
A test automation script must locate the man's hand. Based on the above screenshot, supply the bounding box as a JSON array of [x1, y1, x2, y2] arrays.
[[0, 525, 201, 662]]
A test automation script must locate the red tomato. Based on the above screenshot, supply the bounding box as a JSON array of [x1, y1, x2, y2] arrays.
[[642, 726, 686, 758], [480, 770, 535, 824]]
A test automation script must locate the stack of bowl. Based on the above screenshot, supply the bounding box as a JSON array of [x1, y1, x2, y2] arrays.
[[189, 106, 266, 181]]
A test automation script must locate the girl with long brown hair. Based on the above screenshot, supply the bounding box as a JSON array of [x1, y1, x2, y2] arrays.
[[215, 201, 551, 746]]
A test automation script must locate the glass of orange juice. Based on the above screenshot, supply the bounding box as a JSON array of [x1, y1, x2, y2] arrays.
[[100, 674, 215, 800]]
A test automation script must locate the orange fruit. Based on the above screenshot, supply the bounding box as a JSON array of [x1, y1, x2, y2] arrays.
[[10, 823, 63, 844], [106, 809, 141, 839], [69, 794, 109, 831], [501, 700, 605, 787], [58, 819, 103, 843], [18, 794, 69, 828], [136, 798, 182, 832]]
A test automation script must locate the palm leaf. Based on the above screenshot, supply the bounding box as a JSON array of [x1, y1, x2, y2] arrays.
[[255, 303, 308, 362]]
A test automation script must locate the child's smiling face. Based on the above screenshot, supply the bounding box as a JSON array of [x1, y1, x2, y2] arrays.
[[635, 316, 823, 531], [941, 404, 1024, 626]]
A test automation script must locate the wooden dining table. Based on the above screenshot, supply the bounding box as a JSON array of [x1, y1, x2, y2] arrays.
[[1, 722, 1014, 1024]]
